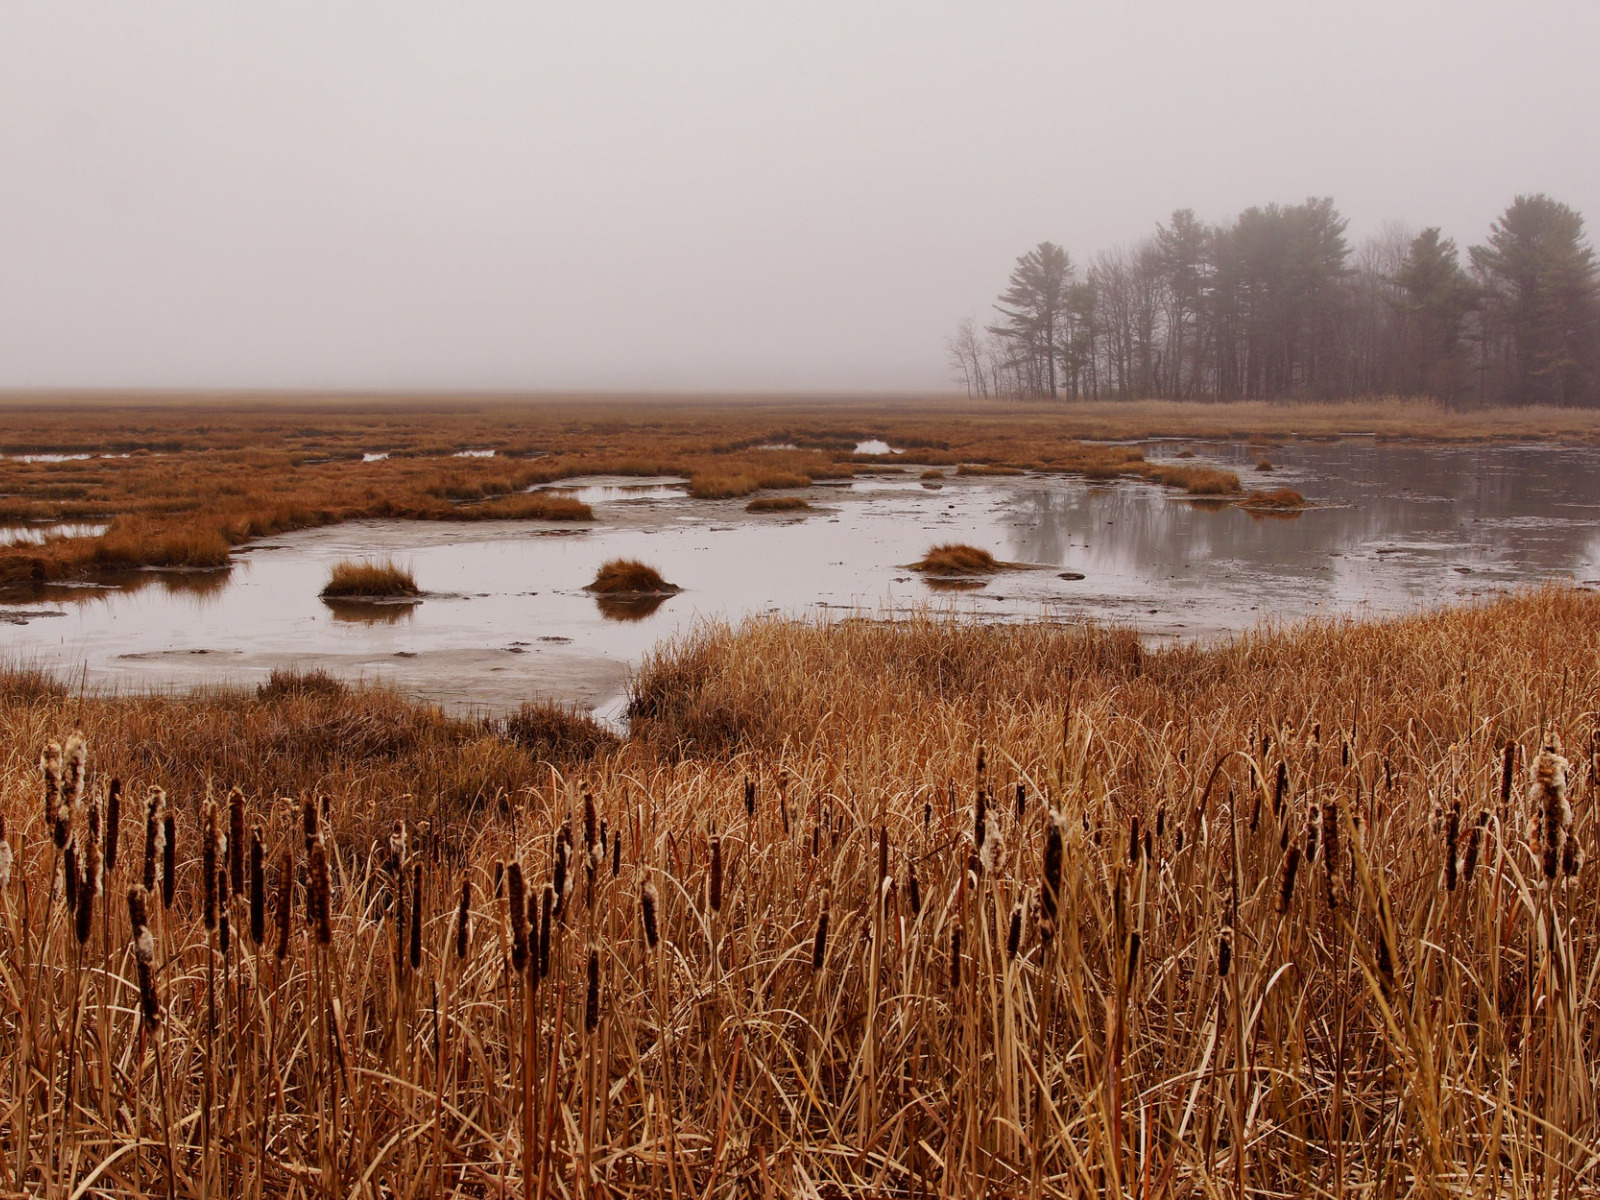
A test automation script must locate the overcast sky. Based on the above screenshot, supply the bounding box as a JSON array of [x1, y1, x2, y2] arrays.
[[0, 2, 1595, 392]]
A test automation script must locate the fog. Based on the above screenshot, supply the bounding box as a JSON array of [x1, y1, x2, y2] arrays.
[[0, 2, 1594, 392]]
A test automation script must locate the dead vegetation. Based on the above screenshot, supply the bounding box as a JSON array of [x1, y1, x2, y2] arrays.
[[911, 543, 1004, 575], [744, 495, 810, 513], [319, 558, 420, 599], [584, 559, 678, 595]]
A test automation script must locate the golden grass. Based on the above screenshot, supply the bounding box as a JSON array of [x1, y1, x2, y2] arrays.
[[4, 587, 1600, 1193], [911, 542, 1003, 574], [584, 558, 677, 595], [1240, 486, 1309, 509], [956, 462, 1027, 476], [320, 557, 419, 598], [744, 495, 810, 513]]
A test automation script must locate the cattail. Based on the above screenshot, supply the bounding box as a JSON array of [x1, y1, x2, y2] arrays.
[[1006, 903, 1023, 959], [812, 892, 830, 971], [508, 862, 528, 971], [1276, 845, 1301, 913], [42, 741, 67, 849], [1041, 814, 1064, 944], [1128, 815, 1141, 865], [612, 829, 622, 877], [585, 948, 601, 1034], [105, 778, 122, 875], [744, 776, 756, 818], [877, 826, 889, 886], [1500, 741, 1516, 809], [0, 820, 11, 891], [202, 800, 220, 930], [974, 788, 987, 850], [641, 880, 660, 949], [455, 877, 472, 960], [1462, 813, 1486, 885], [1015, 782, 1026, 821], [493, 859, 504, 898], [129, 887, 161, 1027], [980, 815, 1003, 876], [75, 840, 100, 944], [1444, 803, 1461, 892], [907, 863, 921, 916], [64, 730, 87, 814], [552, 841, 568, 916], [64, 840, 80, 914], [538, 886, 552, 978], [923, 800, 931, 831], [249, 826, 265, 945], [161, 812, 176, 910], [1127, 930, 1141, 987], [302, 795, 319, 855], [1155, 806, 1166, 839], [228, 786, 245, 898], [1531, 741, 1571, 882], [409, 863, 422, 970], [309, 839, 332, 945], [142, 788, 163, 893], [1305, 808, 1320, 866], [1249, 787, 1261, 833], [949, 924, 963, 993], [1217, 928, 1232, 978], [1273, 761, 1287, 817], [276, 850, 293, 958], [708, 836, 723, 912]]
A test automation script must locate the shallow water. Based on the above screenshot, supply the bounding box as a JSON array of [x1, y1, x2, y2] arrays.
[[3, 442, 1598, 716]]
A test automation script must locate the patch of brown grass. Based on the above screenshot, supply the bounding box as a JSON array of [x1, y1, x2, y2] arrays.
[[500, 699, 621, 763], [1240, 486, 1308, 509], [320, 558, 419, 598], [955, 463, 1026, 476], [911, 542, 1002, 575], [585, 558, 678, 594]]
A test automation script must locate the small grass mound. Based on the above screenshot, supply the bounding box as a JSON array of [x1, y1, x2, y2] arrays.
[[1240, 486, 1308, 510], [746, 496, 810, 513], [501, 700, 621, 763], [458, 493, 593, 521], [919, 469, 945, 480], [256, 666, 350, 702], [955, 463, 1026, 477], [911, 543, 1002, 575], [320, 558, 420, 599], [585, 559, 680, 595], [1256, 458, 1275, 471]]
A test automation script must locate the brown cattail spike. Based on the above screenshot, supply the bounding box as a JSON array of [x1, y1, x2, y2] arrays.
[[1276, 846, 1301, 913], [228, 786, 245, 898], [1217, 929, 1232, 978], [1531, 741, 1571, 882], [202, 800, 220, 931], [42, 742, 68, 849], [249, 827, 265, 945], [409, 863, 423, 970], [812, 892, 830, 971], [129, 887, 161, 1026], [949, 924, 963, 993], [507, 862, 528, 971], [538, 885, 552, 978], [708, 836, 723, 913], [276, 850, 293, 959], [1006, 904, 1023, 959], [161, 812, 176, 910], [1041, 814, 1064, 944], [456, 876, 472, 960], [309, 840, 332, 945], [641, 881, 660, 950], [585, 948, 601, 1034], [907, 863, 921, 916]]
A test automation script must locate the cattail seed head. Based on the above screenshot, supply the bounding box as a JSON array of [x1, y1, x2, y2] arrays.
[[1273, 761, 1287, 817], [1041, 812, 1064, 942], [907, 863, 921, 916], [1323, 802, 1341, 909], [249, 827, 265, 945], [309, 839, 332, 945], [974, 788, 987, 850], [1276, 845, 1301, 913], [1530, 742, 1571, 882], [0, 834, 11, 892], [812, 891, 830, 971], [64, 840, 80, 914], [744, 776, 756, 818], [202, 800, 220, 930], [42, 741, 68, 849], [641, 880, 660, 949], [585, 947, 601, 1033], [708, 836, 723, 912], [228, 786, 246, 898], [1462, 813, 1486, 885], [64, 731, 86, 809], [949, 924, 963, 993], [612, 829, 622, 877], [507, 861, 528, 971], [1127, 929, 1142, 987], [75, 841, 100, 944], [538, 885, 552, 978], [129, 886, 161, 1026], [455, 876, 472, 960], [276, 849, 293, 958], [218, 883, 230, 957], [1006, 903, 1023, 959], [302, 795, 319, 856], [143, 788, 163, 894], [161, 812, 176, 909], [877, 826, 889, 886], [1444, 803, 1461, 892], [1217, 928, 1232, 978], [1128, 815, 1141, 865], [105, 778, 121, 876], [1500, 740, 1516, 808]]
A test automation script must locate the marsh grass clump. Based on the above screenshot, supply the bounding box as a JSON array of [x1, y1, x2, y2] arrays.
[[501, 700, 621, 763], [256, 666, 350, 702], [319, 557, 419, 599], [745, 496, 810, 513], [1240, 486, 1308, 510], [911, 543, 1002, 575], [584, 558, 680, 595]]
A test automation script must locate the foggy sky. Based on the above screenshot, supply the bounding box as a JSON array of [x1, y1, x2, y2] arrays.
[[1, 2, 1595, 392]]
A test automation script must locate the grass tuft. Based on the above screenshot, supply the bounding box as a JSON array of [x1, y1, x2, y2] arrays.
[[585, 558, 678, 594], [319, 558, 419, 598], [911, 543, 1002, 575], [746, 496, 810, 513]]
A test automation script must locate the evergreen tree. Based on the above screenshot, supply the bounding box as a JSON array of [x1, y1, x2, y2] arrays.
[[989, 242, 1074, 398]]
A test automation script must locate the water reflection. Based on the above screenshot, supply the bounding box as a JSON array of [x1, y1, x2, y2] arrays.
[[594, 593, 671, 622], [324, 598, 418, 625]]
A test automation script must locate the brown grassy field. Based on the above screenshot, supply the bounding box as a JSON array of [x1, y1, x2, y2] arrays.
[[2, 585, 1598, 1195], [9, 391, 1598, 593]]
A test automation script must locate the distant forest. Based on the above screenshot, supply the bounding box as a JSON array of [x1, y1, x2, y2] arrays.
[[949, 194, 1599, 407]]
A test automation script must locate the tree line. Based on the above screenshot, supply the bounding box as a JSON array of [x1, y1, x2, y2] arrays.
[[949, 194, 1600, 406]]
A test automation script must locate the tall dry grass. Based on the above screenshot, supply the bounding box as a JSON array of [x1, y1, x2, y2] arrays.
[[1, 587, 1599, 1194]]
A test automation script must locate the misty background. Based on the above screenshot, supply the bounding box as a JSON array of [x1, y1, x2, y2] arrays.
[[0, 2, 1595, 393]]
